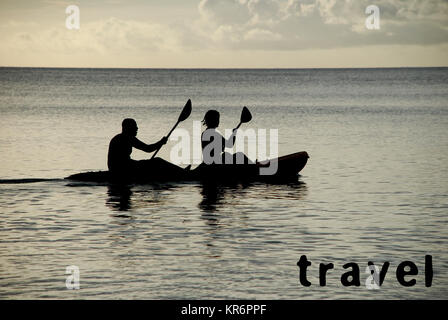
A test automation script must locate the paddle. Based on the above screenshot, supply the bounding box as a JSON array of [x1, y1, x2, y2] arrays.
[[151, 99, 192, 159], [234, 106, 252, 130]]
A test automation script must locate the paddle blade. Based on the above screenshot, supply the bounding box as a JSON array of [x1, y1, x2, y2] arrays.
[[178, 99, 192, 122], [240, 106, 252, 123]]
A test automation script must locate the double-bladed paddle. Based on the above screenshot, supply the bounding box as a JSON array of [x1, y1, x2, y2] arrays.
[[151, 99, 192, 159]]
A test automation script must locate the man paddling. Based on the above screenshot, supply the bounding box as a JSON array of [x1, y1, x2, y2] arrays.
[[108, 118, 181, 176]]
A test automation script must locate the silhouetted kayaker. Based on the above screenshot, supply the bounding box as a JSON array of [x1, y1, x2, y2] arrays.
[[108, 118, 185, 177], [201, 110, 252, 165]]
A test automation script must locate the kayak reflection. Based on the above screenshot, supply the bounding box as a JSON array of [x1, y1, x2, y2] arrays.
[[198, 180, 308, 214], [105, 180, 307, 214], [198, 182, 244, 213], [105, 183, 177, 212], [106, 184, 133, 211]]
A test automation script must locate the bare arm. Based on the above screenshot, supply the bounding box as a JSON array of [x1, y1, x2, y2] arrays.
[[223, 128, 238, 149], [132, 136, 167, 153], [202, 129, 237, 153]]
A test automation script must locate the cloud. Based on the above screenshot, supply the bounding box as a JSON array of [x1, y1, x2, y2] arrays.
[[0, 17, 183, 55], [193, 0, 448, 50], [3, 0, 448, 54], [244, 28, 283, 41], [1, 0, 447, 67]]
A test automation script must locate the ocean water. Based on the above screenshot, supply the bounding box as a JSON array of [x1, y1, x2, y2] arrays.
[[0, 67, 447, 299]]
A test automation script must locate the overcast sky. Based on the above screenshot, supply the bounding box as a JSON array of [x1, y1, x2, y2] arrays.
[[0, 0, 447, 68]]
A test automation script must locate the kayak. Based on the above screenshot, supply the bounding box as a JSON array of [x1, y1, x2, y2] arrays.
[[65, 151, 309, 184]]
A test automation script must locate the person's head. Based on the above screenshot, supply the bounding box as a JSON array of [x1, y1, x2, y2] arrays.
[[202, 110, 220, 128], [122, 118, 138, 136]]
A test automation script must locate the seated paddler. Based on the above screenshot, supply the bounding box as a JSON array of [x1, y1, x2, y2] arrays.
[[107, 118, 183, 177], [201, 110, 252, 165]]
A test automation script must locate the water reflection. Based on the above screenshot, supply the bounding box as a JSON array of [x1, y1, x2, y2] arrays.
[[198, 182, 227, 213], [106, 184, 133, 211], [198, 180, 308, 235], [105, 183, 178, 212], [198, 180, 308, 214], [105, 180, 308, 215], [198, 181, 255, 212], [258, 180, 308, 200], [197, 180, 308, 257]]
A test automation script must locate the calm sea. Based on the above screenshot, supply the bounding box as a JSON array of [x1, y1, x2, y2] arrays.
[[0, 67, 447, 299]]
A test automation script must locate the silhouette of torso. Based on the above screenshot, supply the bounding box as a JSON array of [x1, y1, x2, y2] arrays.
[[201, 129, 226, 159], [201, 129, 251, 165], [108, 133, 142, 172]]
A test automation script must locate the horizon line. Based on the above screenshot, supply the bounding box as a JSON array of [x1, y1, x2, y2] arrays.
[[1, 66, 447, 70]]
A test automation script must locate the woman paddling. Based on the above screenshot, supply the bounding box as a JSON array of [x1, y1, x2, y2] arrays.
[[201, 110, 252, 165]]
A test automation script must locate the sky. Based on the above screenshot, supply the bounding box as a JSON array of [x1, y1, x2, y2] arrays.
[[0, 0, 447, 68]]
